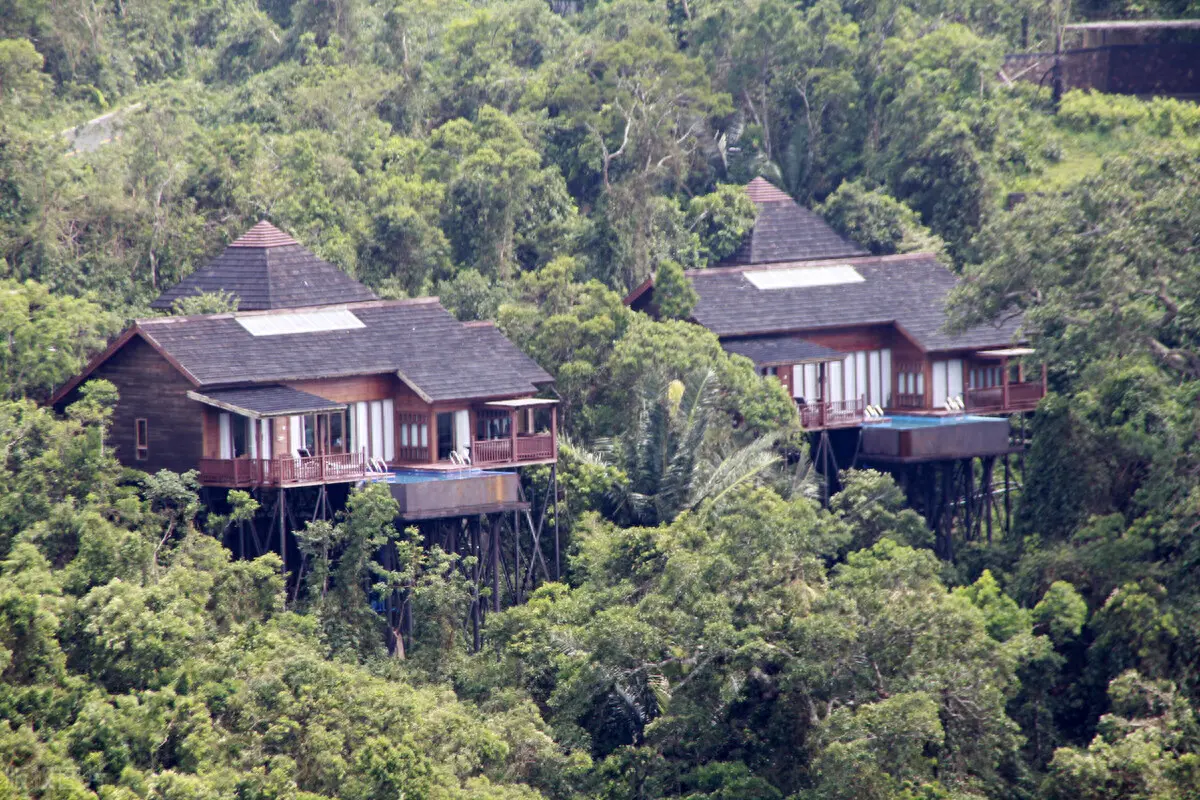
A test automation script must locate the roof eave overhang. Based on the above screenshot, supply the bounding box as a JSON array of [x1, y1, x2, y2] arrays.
[[429, 388, 543, 406], [973, 346, 1035, 358], [185, 390, 347, 419], [745, 354, 843, 367], [705, 319, 898, 340], [624, 277, 656, 307], [924, 335, 1031, 356], [395, 369, 434, 404], [484, 397, 560, 409], [890, 321, 929, 354]]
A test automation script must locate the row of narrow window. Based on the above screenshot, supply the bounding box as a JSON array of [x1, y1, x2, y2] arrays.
[[136, 405, 551, 464]]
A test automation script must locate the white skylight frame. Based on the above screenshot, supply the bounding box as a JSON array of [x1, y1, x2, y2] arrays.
[[236, 307, 366, 337], [744, 265, 865, 290]]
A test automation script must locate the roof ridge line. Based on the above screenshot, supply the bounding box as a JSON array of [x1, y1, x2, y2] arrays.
[[137, 296, 442, 325], [714, 319, 900, 338], [227, 220, 301, 248], [686, 251, 935, 276]]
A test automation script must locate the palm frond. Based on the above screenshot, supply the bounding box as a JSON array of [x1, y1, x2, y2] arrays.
[[658, 370, 719, 521], [689, 431, 783, 512]]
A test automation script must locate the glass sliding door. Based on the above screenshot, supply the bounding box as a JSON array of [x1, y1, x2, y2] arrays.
[[296, 411, 349, 457], [436, 412, 454, 461]]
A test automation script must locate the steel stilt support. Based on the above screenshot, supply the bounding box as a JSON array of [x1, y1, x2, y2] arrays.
[[278, 488, 287, 574], [490, 514, 501, 613], [552, 463, 561, 581], [1004, 454, 1012, 536], [471, 516, 482, 652]]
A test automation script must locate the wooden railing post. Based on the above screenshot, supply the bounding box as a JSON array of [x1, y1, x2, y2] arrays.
[[255, 422, 263, 486], [819, 363, 828, 429], [1002, 357, 1010, 410], [551, 405, 557, 459], [510, 410, 518, 464]]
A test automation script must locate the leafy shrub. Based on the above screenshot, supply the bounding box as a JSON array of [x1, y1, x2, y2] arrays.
[[1058, 90, 1150, 132], [1058, 90, 1200, 136]]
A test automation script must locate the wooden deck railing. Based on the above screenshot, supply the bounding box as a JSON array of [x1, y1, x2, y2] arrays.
[[471, 433, 556, 466], [198, 452, 370, 487], [965, 381, 1045, 413], [799, 398, 866, 430], [515, 433, 555, 461], [895, 392, 925, 409], [472, 438, 513, 465]]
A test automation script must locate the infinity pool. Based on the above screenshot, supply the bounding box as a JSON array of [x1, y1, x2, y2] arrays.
[[866, 414, 1002, 430], [384, 468, 513, 484]]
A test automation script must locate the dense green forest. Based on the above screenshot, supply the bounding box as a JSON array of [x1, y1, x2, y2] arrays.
[[2, 0, 1200, 797]]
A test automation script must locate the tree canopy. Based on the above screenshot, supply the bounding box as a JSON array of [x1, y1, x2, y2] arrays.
[[2, 0, 1200, 798]]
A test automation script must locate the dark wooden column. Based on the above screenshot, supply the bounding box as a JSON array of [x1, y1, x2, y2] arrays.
[[819, 362, 828, 428], [1001, 357, 1011, 410], [510, 409, 518, 463], [550, 405, 558, 455], [923, 359, 934, 410], [255, 419, 264, 486]]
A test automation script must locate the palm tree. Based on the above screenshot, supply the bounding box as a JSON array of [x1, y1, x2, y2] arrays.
[[599, 369, 781, 526]]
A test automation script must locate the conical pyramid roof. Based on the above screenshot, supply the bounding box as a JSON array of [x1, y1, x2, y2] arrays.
[[151, 222, 377, 312], [718, 178, 866, 266]]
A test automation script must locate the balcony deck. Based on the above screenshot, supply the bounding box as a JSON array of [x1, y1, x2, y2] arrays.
[[197, 431, 558, 488], [199, 452, 372, 488], [798, 381, 1045, 432], [470, 432, 556, 466], [799, 398, 866, 430], [964, 381, 1045, 414]]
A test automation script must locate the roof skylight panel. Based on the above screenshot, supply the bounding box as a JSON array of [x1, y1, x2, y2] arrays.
[[236, 308, 366, 336], [744, 265, 865, 290]]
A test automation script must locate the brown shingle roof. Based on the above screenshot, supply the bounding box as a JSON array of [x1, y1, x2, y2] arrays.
[[227, 221, 300, 248], [744, 177, 794, 203], [135, 299, 552, 402], [721, 336, 844, 365], [189, 385, 347, 417], [150, 222, 377, 311], [688, 253, 1023, 353], [719, 179, 866, 266]]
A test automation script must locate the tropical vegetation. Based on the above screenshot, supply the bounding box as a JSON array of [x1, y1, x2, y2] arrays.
[[2, 0, 1200, 797]]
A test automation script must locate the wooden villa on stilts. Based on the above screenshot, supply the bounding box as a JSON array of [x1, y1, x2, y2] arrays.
[[627, 178, 1048, 549], [51, 221, 564, 652]]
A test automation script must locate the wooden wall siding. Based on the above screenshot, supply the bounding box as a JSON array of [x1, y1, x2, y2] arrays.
[[889, 335, 924, 363], [202, 408, 221, 458], [802, 326, 893, 353], [776, 367, 793, 396], [87, 337, 203, 474], [273, 416, 290, 455], [287, 374, 396, 403], [394, 381, 430, 412]]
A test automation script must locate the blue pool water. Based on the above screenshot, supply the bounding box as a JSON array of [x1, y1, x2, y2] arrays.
[[384, 468, 512, 484], [866, 414, 1002, 430]]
